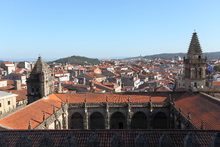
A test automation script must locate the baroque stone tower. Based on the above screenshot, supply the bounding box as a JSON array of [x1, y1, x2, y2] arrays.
[[27, 56, 54, 104], [183, 32, 207, 91]]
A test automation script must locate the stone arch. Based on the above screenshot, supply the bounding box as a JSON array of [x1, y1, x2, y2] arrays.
[[152, 112, 168, 129], [131, 111, 148, 129], [110, 112, 127, 129], [71, 112, 84, 129], [89, 112, 105, 129]]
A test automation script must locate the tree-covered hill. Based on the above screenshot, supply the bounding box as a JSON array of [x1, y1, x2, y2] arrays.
[[53, 56, 100, 65]]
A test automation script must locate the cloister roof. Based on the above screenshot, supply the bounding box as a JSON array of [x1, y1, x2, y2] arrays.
[[0, 130, 218, 147], [174, 92, 220, 130], [55, 93, 167, 103]]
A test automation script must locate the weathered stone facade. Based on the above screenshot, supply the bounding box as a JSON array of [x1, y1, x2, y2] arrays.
[[26, 56, 54, 104], [67, 95, 194, 130], [34, 102, 68, 130], [184, 32, 207, 91]]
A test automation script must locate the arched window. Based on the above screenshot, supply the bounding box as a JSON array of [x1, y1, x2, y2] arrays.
[[89, 112, 105, 129], [54, 120, 61, 129], [62, 113, 67, 129], [71, 112, 83, 129], [110, 112, 127, 129], [152, 112, 168, 129], [131, 112, 148, 129]]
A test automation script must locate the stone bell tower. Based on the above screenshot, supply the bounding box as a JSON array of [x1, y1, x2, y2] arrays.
[[183, 32, 207, 91], [27, 56, 54, 104]]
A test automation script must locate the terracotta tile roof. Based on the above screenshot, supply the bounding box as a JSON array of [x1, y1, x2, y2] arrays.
[[92, 80, 114, 91], [55, 93, 167, 104], [212, 81, 220, 86], [8, 88, 27, 102], [174, 92, 220, 130], [0, 94, 64, 129], [0, 130, 217, 146], [86, 72, 106, 78]]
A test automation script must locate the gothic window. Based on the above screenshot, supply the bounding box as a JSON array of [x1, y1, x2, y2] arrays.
[[110, 112, 127, 129], [71, 112, 83, 129], [199, 68, 202, 78], [55, 120, 60, 129], [131, 112, 148, 129], [36, 88, 39, 93], [195, 68, 197, 79], [89, 112, 105, 129], [194, 82, 197, 88], [152, 112, 168, 129], [62, 113, 67, 129]]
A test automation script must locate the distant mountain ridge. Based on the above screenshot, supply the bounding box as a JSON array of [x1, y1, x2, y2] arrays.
[[124, 52, 220, 60], [53, 55, 100, 65]]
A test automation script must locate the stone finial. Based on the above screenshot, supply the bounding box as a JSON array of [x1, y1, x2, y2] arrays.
[[84, 95, 87, 104], [149, 96, 152, 102], [200, 120, 205, 130], [128, 96, 131, 103], [159, 133, 173, 147], [43, 112, 46, 121], [28, 120, 32, 130], [61, 102, 65, 112], [111, 133, 123, 147], [63, 134, 77, 147], [61, 101, 64, 107], [87, 132, 100, 147], [179, 105, 182, 113], [135, 133, 148, 147], [66, 96, 69, 104], [15, 133, 32, 147], [210, 132, 220, 147], [0, 133, 8, 147], [52, 104, 56, 113], [187, 112, 191, 121], [106, 96, 108, 103], [39, 133, 54, 147], [184, 132, 198, 147]]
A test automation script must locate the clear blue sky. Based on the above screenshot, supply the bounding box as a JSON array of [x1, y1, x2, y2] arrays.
[[0, 0, 220, 60]]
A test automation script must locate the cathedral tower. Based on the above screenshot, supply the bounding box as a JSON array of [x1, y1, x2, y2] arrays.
[[183, 32, 207, 91], [27, 56, 54, 104]]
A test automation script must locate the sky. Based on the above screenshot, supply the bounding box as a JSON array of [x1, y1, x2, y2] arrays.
[[0, 0, 220, 60]]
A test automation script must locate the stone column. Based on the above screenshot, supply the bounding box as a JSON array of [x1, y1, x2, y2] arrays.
[[105, 112, 110, 129], [127, 114, 131, 129], [105, 99, 110, 129], [127, 96, 131, 129], [84, 108, 88, 130]]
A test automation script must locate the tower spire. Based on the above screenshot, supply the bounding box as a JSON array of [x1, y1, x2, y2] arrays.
[[187, 32, 202, 56]]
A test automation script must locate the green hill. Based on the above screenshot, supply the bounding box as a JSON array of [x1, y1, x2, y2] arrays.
[[53, 56, 100, 65], [124, 52, 220, 60]]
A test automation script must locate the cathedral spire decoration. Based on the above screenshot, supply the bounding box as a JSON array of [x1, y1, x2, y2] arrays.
[[187, 32, 202, 57], [183, 32, 208, 91]]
